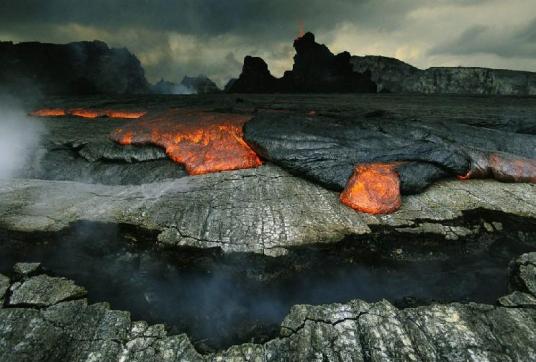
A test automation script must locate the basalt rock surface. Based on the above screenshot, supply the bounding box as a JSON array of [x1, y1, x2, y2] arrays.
[[1, 253, 536, 361], [2, 164, 536, 256], [14, 94, 536, 251], [0, 40, 149, 95], [243, 112, 536, 199]]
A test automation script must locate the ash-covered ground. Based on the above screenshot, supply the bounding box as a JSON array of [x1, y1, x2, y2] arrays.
[[1, 93, 536, 359]]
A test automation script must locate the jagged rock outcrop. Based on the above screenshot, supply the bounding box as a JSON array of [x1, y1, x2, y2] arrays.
[[1, 253, 536, 360], [0, 40, 149, 95], [227, 56, 279, 93], [228, 32, 376, 93], [351, 55, 536, 95]]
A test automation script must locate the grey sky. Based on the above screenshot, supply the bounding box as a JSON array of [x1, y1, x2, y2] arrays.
[[0, 0, 534, 86]]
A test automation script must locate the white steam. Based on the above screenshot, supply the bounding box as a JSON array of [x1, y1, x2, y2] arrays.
[[0, 98, 45, 179], [170, 84, 197, 95]]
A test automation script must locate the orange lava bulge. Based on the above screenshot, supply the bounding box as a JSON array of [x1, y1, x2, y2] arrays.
[[30, 108, 146, 119], [110, 109, 262, 175], [340, 162, 402, 214]]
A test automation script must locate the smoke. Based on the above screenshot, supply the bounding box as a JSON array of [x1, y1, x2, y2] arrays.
[[0, 96, 45, 179], [170, 84, 197, 95], [150, 80, 197, 95], [0, 219, 521, 352]]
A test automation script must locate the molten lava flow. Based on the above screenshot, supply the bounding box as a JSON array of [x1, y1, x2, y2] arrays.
[[110, 109, 262, 175], [340, 162, 402, 214], [30, 108, 146, 119], [458, 151, 536, 183], [30, 108, 66, 117]]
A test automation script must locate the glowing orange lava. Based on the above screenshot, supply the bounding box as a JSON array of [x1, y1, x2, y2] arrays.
[[30, 108, 146, 119], [105, 111, 146, 119], [340, 162, 402, 214], [30, 108, 66, 117], [70, 108, 102, 118], [110, 109, 262, 175]]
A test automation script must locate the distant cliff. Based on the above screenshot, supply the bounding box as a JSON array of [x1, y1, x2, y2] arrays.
[[351, 55, 536, 95], [228, 32, 376, 93], [0, 40, 149, 95]]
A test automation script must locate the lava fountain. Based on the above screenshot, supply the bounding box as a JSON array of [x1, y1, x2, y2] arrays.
[[110, 109, 262, 175]]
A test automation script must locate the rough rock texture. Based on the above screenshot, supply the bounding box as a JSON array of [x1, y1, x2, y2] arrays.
[[1, 253, 536, 361], [351, 55, 536, 95], [0, 274, 9, 302], [498, 291, 536, 307], [13, 262, 41, 277], [244, 112, 536, 196], [229, 33, 376, 93], [8, 274, 86, 307], [2, 164, 536, 255], [509, 252, 536, 296], [0, 40, 149, 95]]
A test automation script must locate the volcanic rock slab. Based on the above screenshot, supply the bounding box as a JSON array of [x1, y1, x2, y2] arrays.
[[1, 164, 536, 255], [8, 274, 87, 307], [1, 253, 536, 361]]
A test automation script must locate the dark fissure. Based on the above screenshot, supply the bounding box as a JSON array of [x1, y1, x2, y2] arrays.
[[1, 209, 535, 352]]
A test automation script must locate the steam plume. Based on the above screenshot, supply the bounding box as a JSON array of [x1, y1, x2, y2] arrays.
[[0, 96, 45, 179]]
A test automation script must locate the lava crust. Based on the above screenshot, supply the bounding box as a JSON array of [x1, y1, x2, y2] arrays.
[[244, 111, 536, 214]]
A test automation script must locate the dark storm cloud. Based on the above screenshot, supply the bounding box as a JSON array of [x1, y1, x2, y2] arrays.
[[0, 0, 534, 84], [0, 0, 419, 38], [431, 18, 536, 58]]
